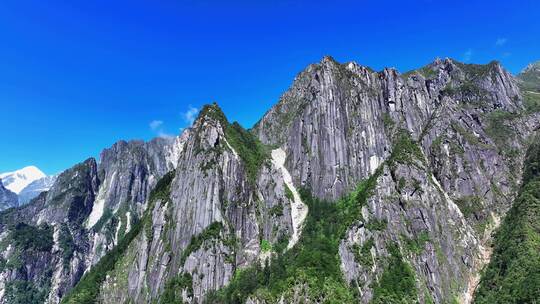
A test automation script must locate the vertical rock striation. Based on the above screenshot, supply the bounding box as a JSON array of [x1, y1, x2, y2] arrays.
[[252, 56, 540, 303], [0, 135, 185, 303], [94, 104, 297, 303], [2, 56, 540, 304]]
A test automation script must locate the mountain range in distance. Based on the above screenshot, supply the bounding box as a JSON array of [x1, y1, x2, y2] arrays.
[[0, 166, 57, 210]]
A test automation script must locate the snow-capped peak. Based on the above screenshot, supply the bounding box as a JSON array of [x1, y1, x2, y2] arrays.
[[0, 166, 46, 194]]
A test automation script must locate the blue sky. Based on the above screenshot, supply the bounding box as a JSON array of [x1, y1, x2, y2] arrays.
[[1, 0, 539, 175]]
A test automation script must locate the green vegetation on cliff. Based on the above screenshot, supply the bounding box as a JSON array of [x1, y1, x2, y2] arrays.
[[371, 243, 417, 304], [473, 136, 540, 303], [160, 273, 194, 303], [61, 170, 176, 304], [4, 280, 51, 304], [10, 222, 53, 252], [517, 61, 540, 93], [204, 124, 427, 303], [1, 223, 54, 304], [225, 121, 269, 183], [199, 103, 269, 183], [523, 91, 540, 113], [180, 221, 223, 264], [0, 216, 54, 302], [205, 167, 383, 303]]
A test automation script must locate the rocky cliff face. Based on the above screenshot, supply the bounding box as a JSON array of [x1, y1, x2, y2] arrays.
[[0, 158, 99, 303], [17, 175, 58, 206], [0, 179, 18, 211], [251, 57, 539, 303], [0, 136, 183, 303], [87, 105, 297, 304], [472, 133, 540, 303], [2, 56, 539, 304]]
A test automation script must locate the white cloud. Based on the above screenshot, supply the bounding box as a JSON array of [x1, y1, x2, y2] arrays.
[[148, 105, 199, 139], [463, 49, 473, 62], [149, 120, 173, 138], [149, 120, 163, 131], [495, 38, 507, 46], [181, 105, 199, 126]]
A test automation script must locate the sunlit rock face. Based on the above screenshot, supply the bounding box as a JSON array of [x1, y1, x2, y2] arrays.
[[0, 136, 183, 303], [253, 56, 538, 303], [1, 56, 539, 304]]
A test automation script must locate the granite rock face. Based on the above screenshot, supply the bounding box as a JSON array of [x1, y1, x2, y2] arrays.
[[0, 158, 99, 303], [97, 105, 296, 303], [1, 56, 540, 304], [0, 136, 183, 303], [252, 57, 540, 303], [84, 136, 185, 266]]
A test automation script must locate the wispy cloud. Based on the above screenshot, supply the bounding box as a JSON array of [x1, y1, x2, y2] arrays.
[[181, 105, 199, 126], [149, 120, 173, 138], [495, 37, 507, 46], [148, 105, 199, 139], [463, 49, 473, 62], [149, 120, 163, 131]]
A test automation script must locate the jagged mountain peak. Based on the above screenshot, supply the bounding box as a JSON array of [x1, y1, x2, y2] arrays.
[[0, 165, 47, 194], [49, 158, 98, 192], [452, 59, 504, 76], [99, 139, 151, 162], [520, 60, 540, 73], [319, 55, 378, 74], [319, 55, 343, 69], [194, 102, 229, 128], [320, 54, 337, 63], [1, 55, 539, 304], [35, 157, 99, 226], [258, 55, 509, 136], [190, 102, 256, 149], [317, 56, 505, 81], [517, 60, 540, 92], [286, 56, 377, 83], [404, 57, 505, 80]]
